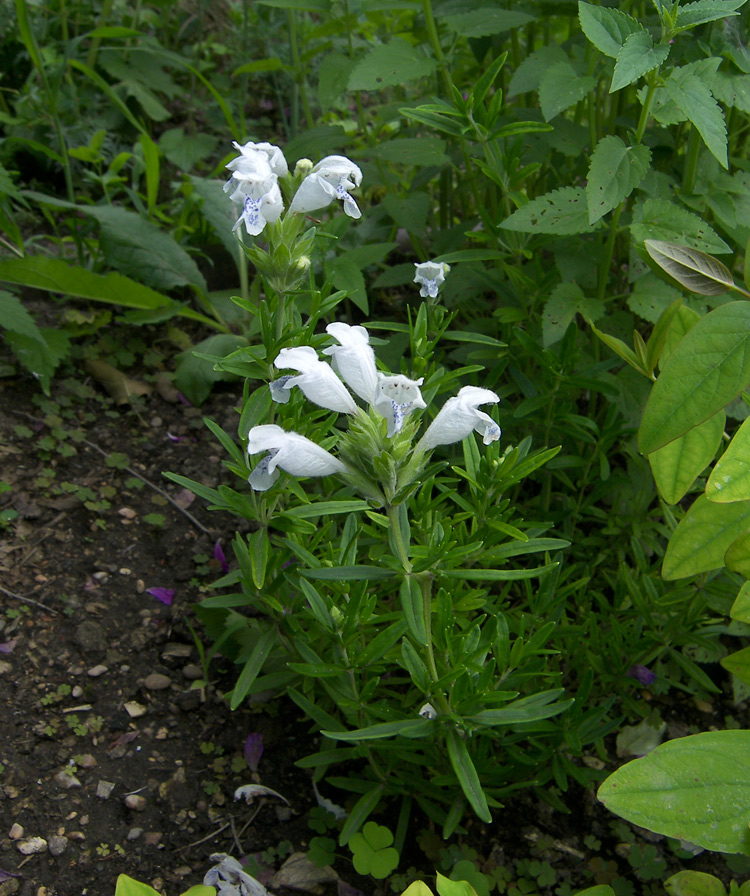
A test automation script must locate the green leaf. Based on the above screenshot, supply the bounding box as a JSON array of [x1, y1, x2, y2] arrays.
[[322, 718, 431, 740], [611, 31, 671, 93], [707, 417, 750, 502], [348, 38, 436, 90], [638, 302, 750, 453], [644, 240, 734, 296], [578, 2, 643, 57], [662, 495, 750, 580], [721, 645, 750, 686], [501, 187, 600, 235], [632, 199, 730, 254], [0, 290, 43, 341], [159, 127, 218, 172], [327, 258, 368, 314], [597, 730, 750, 854], [437, 874, 481, 896], [383, 192, 431, 233], [539, 62, 595, 121], [665, 68, 727, 169], [467, 689, 571, 726], [115, 874, 162, 896], [318, 52, 356, 113], [371, 138, 449, 166], [440, 563, 558, 581], [675, 0, 747, 29], [301, 565, 398, 581], [230, 627, 277, 710], [542, 283, 605, 346], [441, 9, 534, 37], [400, 577, 428, 646], [730, 581, 750, 623], [586, 136, 651, 224], [189, 177, 239, 261], [338, 786, 384, 847], [725, 530, 750, 577], [648, 411, 725, 504], [86, 206, 208, 294], [175, 334, 247, 405], [4, 327, 70, 394], [283, 500, 371, 519], [446, 729, 492, 823]]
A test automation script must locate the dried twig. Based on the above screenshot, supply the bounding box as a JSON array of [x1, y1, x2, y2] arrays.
[[178, 821, 231, 851], [0, 584, 59, 615]]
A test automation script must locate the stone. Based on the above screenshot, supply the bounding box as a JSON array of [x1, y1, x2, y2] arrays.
[[143, 673, 171, 691], [47, 835, 68, 857], [181, 664, 203, 680], [96, 780, 115, 799], [123, 701, 147, 718], [74, 621, 106, 654], [9, 823, 23, 839], [127, 828, 142, 841], [78, 754, 97, 769], [17, 837, 47, 855], [0, 661, 12, 676], [143, 832, 162, 846], [124, 794, 147, 811], [162, 643, 192, 659], [87, 664, 108, 677], [54, 769, 81, 789]]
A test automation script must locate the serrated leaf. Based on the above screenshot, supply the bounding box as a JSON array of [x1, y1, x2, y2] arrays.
[[586, 136, 651, 223], [665, 68, 727, 168], [662, 495, 750, 579], [441, 8, 534, 36], [611, 31, 671, 93], [501, 187, 599, 235], [507, 44, 568, 96], [0, 290, 43, 341], [318, 52, 356, 114], [631, 199, 730, 254], [598, 731, 750, 854], [648, 411, 725, 503], [539, 61, 596, 121], [675, 0, 747, 29], [542, 283, 605, 346], [4, 327, 70, 394], [639, 302, 750, 454], [706, 416, 750, 502], [644, 240, 734, 295], [348, 38, 436, 90], [628, 274, 683, 324], [578, 2, 643, 58]]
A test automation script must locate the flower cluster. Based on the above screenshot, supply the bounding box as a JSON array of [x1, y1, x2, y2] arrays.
[[225, 141, 363, 236], [247, 322, 501, 493]]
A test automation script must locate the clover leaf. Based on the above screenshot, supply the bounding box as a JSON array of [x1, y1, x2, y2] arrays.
[[349, 822, 400, 878]]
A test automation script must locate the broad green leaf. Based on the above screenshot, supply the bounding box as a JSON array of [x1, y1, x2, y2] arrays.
[[542, 283, 605, 346], [639, 302, 750, 453], [648, 411, 725, 503], [675, 0, 747, 29], [4, 327, 70, 394], [159, 127, 218, 171], [611, 31, 671, 93], [631, 200, 730, 254], [436, 875, 479, 896], [501, 187, 600, 235], [598, 731, 750, 854], [661, 305, 701, 366], [730, 581, 750, 623], [707, 417, 750, 502], [578, 2, 642, 58], [665, 69, 728, 168], [665, 872, 727, 896], [662, 495, 750, 580], [175, 334, 247, 405], [87, 206, 208, 294], [441, 9, 534, 37], [338, 786, 383, 847], [318, 52, 356, 114], [725, 530, 750, 577], [383, 192, 431, 233], [327, 257, 368, 314], [722, 646, 750, 686], [507, 44, 568, 96], [644, 240, 733, 296], [0, 290, 43, 341], [586, 137, 651, 224], [189, 177, 238, 261], [446, 729, 492, 823], [539, 62, 596, 121], [628, 275, 683, 324], [115, 875, 161, 896], [370, 137, 449, 166], [348, 38, 436, 90]]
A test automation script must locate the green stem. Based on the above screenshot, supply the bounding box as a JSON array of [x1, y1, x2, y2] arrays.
[[86, 0, 114, 69]]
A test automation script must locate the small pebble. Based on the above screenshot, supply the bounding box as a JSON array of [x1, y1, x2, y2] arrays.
[[71, 686, 84, 698], [87, 664, 108, 677], [144, 673, 171, 691], [127, 828, 143, 841], [68, 831, 85, 841], [162, 643, 192, 658], [119, 567, 132, 575], [173, 866, 192, 877], [78, 754, 97, 769], [136, 579, 145, 593], [181, 664, 203, 680], [143, 832, 162, 846], [9, 823, 23, 839], [124, 794, 147, 811], [96, 780, 115, 800], [124, 701, 147, 718], [54, 770, 81, 789], [118, 508, 137, 519], [0, 662, 12, 676], [17, 837, 47, 855], [47, 835, 68, 857]]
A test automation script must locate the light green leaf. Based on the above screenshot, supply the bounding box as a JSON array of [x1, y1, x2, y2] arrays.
[[644, 240, 734, 296], [665, 69, 727, 168], [436, 875, 480, 896], [578, 2, 642, 58], [348, 38, 436, 90], [507, 44, 568, 96], [115, 875, 162, 896], [87, 206, 207, 294], [661, 305, 701, 366], [230, 627, 277, 710], [648, 411, 725, 504], [0, 290, 43, 341], [725, 530, 750, 577], [675, 0, 747, 29], [586, 136, 651, 224], [631, 200, 730, 254], [730, 581, 750, 623], [639, 302, 750, 454], [159, 127, 218, 171], [721, 645, 750, 686], [501, 187, 600, 235], [467, 689, 571, 726], [611, 31, 670, 93], [446, 729, 492, 823], [327, 258, 368, 314], [4, 327, 70, 394], [322, 718, 431, 740], [440, 563, 558, 581], [539, 62, 596, 121], [598, 731, 750, 854], [707, 416, 750, 502], [441, 9, 534, 37], [628, 274, 683, 324], [301, 565, 398, 580], [283, 501, 371, 519], [542, 283, 605, 347], [369, 137, 449, 166], [662, 495, 750, 579]]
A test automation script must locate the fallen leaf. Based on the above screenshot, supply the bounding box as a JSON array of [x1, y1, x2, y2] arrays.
[[84, 359, 152, 404]]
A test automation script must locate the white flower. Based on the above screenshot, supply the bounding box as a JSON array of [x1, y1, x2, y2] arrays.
[[323, 322, 379, 405], [414, 261, 449, 298], [272, 346, 358, 414], [231, 181, 284, 236], [418, 703, 437, 720], [289, 155, 363, 219], [228, 140, 288, 177], [247, 424, 346, 491], [417, 386, 501, 452], [373, 374, 426, 437]]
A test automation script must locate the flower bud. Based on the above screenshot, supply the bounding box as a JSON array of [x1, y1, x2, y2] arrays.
[[294, 158, 314, 176]]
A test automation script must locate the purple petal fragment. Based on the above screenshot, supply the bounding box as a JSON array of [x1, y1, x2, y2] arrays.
[[147, 587, 175, 606], [214, 540, 230, 574], [244, 732, 264, 772], [0, 640, 17, 654], [627, 664, 656, 685]]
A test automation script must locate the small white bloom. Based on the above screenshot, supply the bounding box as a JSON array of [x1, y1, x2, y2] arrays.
[[289, 155, 363, 219], [373, 374, 426, 437], [228, 140, 288, 177], [418, 703, 437, 720], [231, 181, 284, 236], [417, 385, 501, 452], [273, 346, 358, 414], [323, 322, 379, 405], [414, 261, 449, 298], [247, 424, 346, 491]]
